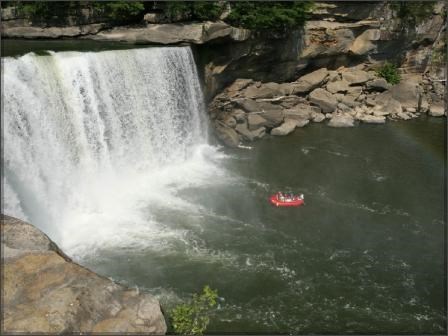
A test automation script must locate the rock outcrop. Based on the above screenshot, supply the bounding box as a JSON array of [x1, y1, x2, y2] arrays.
[[209, 66, 445, 147], [1, 215, 167, 334]]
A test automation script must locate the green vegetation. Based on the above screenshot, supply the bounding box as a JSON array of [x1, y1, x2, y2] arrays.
[[376, 62, 401, 84], [12, 1, 145, 24], [170, 286, 219, 336], [389, 1, 436, 27], [4, 1, 313, 30], [226, 1, 313, 30], [92, 2, 144, 23]]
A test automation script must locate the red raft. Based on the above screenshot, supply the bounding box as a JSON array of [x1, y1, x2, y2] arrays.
[[270, 193, 304, 207]]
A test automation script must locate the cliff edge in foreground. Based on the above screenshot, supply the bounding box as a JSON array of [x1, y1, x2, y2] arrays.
[[1, 214, 167, 334]]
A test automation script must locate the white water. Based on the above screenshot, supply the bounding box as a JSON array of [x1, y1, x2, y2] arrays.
[[2, 47, 226, 257]]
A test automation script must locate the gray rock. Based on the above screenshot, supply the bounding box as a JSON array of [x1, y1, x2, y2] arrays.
[[357, 114, 386, 124], [349, 29, 381, 55], [244, 82, 283, 99], [386, 77, 421, 109], [328, 114, 355, 127], [235, 123, 266, 140], [429, 102, 445, 117], [234, 99, 259, 113], [284, 103, 320, 120], [340, 95, 359, 108], [226, 79, 253, 96], [260, 109, 284, 127], [277, 95, 307, 109], [311, 112, 326, 122], [293, 68, 329, 93], [373, 95, 402, 116], [247, 114, 269, 130], [342, 70, 370, 85], [215, 125, 240, 147], [309, 88, 338, 113], [365, 78, 390, 91], [271, 119, 299, 136], [326, 79, 350, 93], [84, 21, 250, 45], [232, 109, 246, 123], [222, 116, 237, 128]]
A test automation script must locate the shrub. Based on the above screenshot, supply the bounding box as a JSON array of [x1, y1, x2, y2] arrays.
[[170, 285, 219, 336], [225, 1, 313, 31], [376, 62, 401, 84]]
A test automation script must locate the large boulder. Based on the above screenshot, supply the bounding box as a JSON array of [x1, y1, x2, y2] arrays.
[[326, 79, 350, 93], [234, 98, 259, 113], [342, 70, 370, 85], [243, 82, 283, 99], [428, 101, 445, 117], [260, 109, 284, 127], [215, 125, 240, 147], [309, 88, 338, 112], [365, 78, 390, 91], [328, 114, 355, 127], [2, 215, 167, 334], [292, 68, 329, 93], [235, 123, 265, 140], [386, 78, 421, 110], [349, 29, 381, 55], [271, 119, 299, 136], [284, 103, 321, 120], [247, 114, 269, 130], [372, 95, 403, 116]]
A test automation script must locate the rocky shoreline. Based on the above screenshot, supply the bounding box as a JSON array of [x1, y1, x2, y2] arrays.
[[1, 215, 167, 334], [210, 66, 446, 148]]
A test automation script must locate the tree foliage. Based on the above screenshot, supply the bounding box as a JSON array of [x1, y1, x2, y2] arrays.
[[170, 286, 219, 336], [163, 1, 223, 22], [226, 1, 313, 30], [376, 62, 401, 85]]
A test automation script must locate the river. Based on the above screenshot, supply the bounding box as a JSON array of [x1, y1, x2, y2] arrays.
[[2, 41, 446, 334]]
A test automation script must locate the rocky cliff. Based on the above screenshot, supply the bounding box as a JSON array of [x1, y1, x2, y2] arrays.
[[1, 2, 445, 99], [1, 214, 167, 334]]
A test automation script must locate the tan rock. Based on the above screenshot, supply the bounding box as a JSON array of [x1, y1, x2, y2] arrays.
[[2, 215, 167, 334]]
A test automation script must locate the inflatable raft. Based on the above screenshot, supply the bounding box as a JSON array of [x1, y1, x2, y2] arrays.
[[270, 193, 304, 207]]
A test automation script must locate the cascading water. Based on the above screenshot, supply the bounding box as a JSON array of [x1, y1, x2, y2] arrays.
[[2, 46, 227, 257]]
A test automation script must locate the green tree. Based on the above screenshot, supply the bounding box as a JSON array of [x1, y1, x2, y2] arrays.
[[225, 1, 313, 31], [170, 286, 219, 336]]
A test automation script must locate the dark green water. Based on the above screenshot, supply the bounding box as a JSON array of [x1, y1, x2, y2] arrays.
[[84, 117, 446, 334], [3, 40, 446, 333]]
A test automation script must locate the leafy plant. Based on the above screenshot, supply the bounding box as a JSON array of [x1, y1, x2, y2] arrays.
[[225, 1, 313, 31], [376, 62, 401, 85], [170, 285, 219, 336]]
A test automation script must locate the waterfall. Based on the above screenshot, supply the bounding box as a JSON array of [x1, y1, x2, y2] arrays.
[[2, 46, 222, 256]]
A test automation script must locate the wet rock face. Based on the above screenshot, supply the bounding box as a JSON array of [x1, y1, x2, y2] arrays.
[[1, 215, 167, 334]]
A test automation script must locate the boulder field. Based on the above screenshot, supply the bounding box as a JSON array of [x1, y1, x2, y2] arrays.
[[210, 66, 446, 148], [1, 214, 167, 334]]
